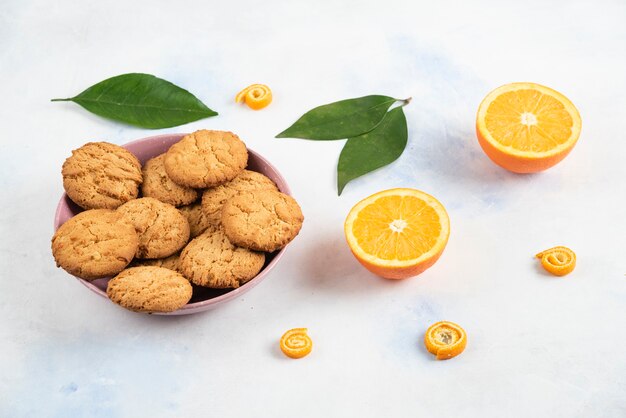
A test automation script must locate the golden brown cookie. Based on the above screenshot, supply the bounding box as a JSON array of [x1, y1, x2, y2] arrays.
[[179, 224, 265, 288], [164, 130, 248, 188], [51, 209, 138, 280], [129, 252, 181, 273], [221, 190, 304, 252], [106, 266, 192, 313], [62, 142, 143, 209], [117, 197, 190, 259], [141, 154, 198, 206], [179, 201, 212, 238], [201, 169, 278, 224]]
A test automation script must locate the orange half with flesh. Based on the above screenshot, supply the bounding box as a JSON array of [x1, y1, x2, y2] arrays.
[[344, 188, 450, 279], [476, 82, 581, 173]]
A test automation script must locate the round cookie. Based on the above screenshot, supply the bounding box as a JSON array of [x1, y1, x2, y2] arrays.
[[141, 154, 198, 206], [129, 252, 181, 273], [201, 169, 278, 224], [179, 224, 265, 288], [164, 130, 248, 188], [107, 267, 192, 313], [179, 201, 212, 238], [62, 142, 143, 209], [52, 209, 138, 280], [117, 197, 190, 259], [221, 190, 304, 252]]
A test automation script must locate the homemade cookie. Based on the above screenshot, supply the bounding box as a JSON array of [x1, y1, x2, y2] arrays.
[[222, 190, 304, 252], [201, 169, 278, 224], [51, 209, 138, 280], [164, 130, 248, 188], [62, 142, 143, 209], [179, 201, 212, 238], [179, 224, 265, 288], [107, 266, 192, 313], [129, 252, 181, 273], [141, 154, 198, 206], [117, 197, 190, 259]]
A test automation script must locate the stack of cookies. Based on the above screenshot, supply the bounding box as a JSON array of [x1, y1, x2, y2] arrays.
[[52, 130, 304, 314]]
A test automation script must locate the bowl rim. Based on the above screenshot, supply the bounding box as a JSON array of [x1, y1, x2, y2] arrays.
[[53, 133, 292, 315]]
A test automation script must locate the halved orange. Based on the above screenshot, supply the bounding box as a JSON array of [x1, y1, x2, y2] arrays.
[[344, 188, 450, 279], [476, 82, 581, 173]]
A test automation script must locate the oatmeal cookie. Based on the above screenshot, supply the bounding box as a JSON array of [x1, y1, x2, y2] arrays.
[[62, 142, 142, 209], [141, 154, 198, 206], [164, 130, 247, 188], [201, 169, 278, 224], [179, 224, 265, 288], [51, 209, 138, 280], [107, 266, 192, 313], [117, 197, 190, 259], [221, 190, 303, 252]]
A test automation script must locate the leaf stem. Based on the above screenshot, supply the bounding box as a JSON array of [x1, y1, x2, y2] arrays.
[[51, 98, 72, 102], [400, 97, 412, 106]]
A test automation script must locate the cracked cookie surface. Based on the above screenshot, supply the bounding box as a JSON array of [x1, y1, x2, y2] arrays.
[[179, 224, 265, 288], [129, 252, 181, 273], [201, 169, 278, 225], [107, 266, 192, 313], [222, 190, 304, 252], [164, 130, 248, 188], [179, 201, 213, 238], [52, 209, 138, 280], [62, 142, 143, 209], [141, 154, 198, 206], [117, 197, 190, 259]]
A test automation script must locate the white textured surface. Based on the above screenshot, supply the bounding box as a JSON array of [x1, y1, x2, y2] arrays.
[[1, 1, 625, 417]]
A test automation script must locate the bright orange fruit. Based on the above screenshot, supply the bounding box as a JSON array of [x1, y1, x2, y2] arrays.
[[344, 188, 450, 279], [476, 82, 581, 173], [424, 321, 467, 360]]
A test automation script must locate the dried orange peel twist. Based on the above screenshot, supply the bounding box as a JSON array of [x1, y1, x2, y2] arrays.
[[424, 321, 467, 360], [536, 246, 576, 276], [280, 328, 312, 359], [235, 84, 272, 110]]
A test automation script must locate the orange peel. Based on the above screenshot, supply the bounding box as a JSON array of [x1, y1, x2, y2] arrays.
[[280, 328, 312, 359], [235, 84, 272, 110], [424, 321, 467, 360], [536, 246, 576, 276]]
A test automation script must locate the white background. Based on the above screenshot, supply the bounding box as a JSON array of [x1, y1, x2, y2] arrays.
[[1, 0, 625, 417]]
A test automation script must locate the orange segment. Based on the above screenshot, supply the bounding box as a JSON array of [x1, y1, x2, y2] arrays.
[[536, 246, 576, 276], [476, 82, 581, 173], [344, 188, 450, 279], [424, 321, 467, 360], [235, 84, 272, 110], [280, 328, 312, 359]]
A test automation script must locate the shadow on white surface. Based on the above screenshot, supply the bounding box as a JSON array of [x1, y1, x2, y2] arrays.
[[298, 229, 413, 295]]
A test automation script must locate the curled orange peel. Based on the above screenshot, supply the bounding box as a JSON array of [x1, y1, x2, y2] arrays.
[[280, 328, 312, 359], [536, 246, 576, 276], [235, 84, 272, 110], [424, 321, 467, 360]]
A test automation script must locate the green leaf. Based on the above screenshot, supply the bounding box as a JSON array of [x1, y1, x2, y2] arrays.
[[337, 107, 408, 195], [52, 73, 217, 129], [276, 95, 398, 140]]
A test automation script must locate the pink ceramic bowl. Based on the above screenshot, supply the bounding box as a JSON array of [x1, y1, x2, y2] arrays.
[[54, 133, 292, 315]]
